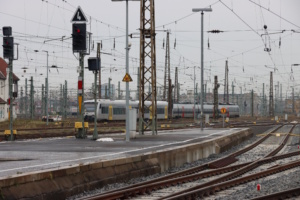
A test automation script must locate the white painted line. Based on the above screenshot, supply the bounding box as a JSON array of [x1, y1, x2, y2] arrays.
[[0, 129, 239, 173]]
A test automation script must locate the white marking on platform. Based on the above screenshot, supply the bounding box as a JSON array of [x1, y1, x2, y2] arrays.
[[97, 138, 114, 142]]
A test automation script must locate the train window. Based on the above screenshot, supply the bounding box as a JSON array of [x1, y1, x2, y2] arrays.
[[84, 103, 95, 112], [157, 108, 164, 114], [113, 107, 125, 115], [102, 107, 108, 114]]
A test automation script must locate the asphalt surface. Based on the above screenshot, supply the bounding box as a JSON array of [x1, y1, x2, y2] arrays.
[[0, 128, 246, 178]]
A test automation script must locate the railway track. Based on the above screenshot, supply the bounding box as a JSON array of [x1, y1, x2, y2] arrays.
[[77, 124, 299, 200], [159, 124, 296, 200], [164, 159, 300, 200], [80, 151, 300, 200], [250, 187, 300, 200], [1, 120, 280, 141]]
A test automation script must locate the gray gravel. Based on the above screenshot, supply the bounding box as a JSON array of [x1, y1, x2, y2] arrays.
[[204, 124, 300, 200], [68, 126, 288, 200], [210, 168, 300, 200]]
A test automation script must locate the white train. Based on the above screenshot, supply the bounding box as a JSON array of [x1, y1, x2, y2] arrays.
[[83, 99, 239, 121]]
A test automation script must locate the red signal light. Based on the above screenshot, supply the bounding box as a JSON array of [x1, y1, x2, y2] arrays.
[[77, 29, 80, 33]]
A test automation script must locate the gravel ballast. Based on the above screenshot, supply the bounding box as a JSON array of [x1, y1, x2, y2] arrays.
[[68, 125, 291, 200]]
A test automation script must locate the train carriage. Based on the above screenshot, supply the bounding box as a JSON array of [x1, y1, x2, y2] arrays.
[[84, 100, 239, 121], [84, 99, 168, 121]]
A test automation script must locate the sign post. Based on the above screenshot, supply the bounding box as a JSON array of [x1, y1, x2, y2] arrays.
[[220, 107, 226, 128]]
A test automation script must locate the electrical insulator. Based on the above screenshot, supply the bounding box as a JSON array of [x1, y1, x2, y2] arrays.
[[208, 30, 223, 33]]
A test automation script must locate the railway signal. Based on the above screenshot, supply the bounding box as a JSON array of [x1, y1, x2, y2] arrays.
[[2, 26, 18, 141], [3, 37, 14, 59], [88, 57, 101, 140], [71, 7, 89, 139], [72, 23, 86, 52]]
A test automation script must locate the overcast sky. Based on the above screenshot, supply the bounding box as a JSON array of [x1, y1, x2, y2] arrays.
[[1, 0, 300, 98]]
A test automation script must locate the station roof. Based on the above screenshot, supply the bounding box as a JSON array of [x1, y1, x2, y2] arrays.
[[0, 57, 20, 82]]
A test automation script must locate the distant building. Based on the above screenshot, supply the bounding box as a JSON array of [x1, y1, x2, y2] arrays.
[[0, 57, 20, 122], [101, 83, 115, 99]]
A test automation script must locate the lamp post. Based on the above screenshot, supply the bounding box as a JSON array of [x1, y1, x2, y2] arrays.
[[194, 66, 196, 123], [291, 64, 300, 72], [112, 0, 139, 141], [192, 7, 212, 131], [34, 50, 49, 125], [291, 64, 299, 115]]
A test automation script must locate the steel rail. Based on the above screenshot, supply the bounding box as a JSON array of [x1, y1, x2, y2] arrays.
[[161, 124, 296, 200], [164, 159, 300, 200], [79, 150, 300, 200], [79, 125, 289, 200], [250, 187, 300, 200]]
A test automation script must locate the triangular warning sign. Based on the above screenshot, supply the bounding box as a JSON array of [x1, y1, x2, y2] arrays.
[[71, 6, 88, 23], [122, 73, 133, 82]]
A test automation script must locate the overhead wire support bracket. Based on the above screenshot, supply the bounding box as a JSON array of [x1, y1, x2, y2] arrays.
[[260, 30, 285, 37], [44, 36, 68, 43]]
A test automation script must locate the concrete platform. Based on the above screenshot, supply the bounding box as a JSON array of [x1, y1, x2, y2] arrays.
[[0, 128, 251, 200]]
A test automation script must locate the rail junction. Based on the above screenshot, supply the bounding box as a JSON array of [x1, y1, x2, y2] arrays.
[[0, 121, 298, 200]]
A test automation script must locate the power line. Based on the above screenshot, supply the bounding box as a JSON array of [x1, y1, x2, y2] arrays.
[[249, 0, 300, 29], [156, 0, 220, 29]]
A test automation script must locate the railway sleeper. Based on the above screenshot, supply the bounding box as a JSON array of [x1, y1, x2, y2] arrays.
[[203, 191, 210, 197], [139, 189, 146, 195], [146, 189, 152, 194]]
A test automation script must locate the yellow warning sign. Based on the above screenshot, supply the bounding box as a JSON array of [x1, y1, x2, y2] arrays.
[[220, 107, 226, 114], [122, 73, 133, 82]]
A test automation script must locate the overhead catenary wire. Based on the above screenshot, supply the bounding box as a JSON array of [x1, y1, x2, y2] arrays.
[[249, 0, 300, 29]]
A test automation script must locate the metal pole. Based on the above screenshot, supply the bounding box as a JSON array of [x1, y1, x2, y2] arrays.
[[42, 84, 44, 116], [251, 89, 254, 117], [280, 84, 282, 116], [8, 58, 13, 140], [194, 66, 196, 122], [108, 78, 111, 99], [60, 84, 63, 116], [292, 87, 295, 114], [125, 0, 130, 142], [80, 53, 85, 137], [64, 80, 68, 117], [63, 85, 65, 118], [93, 70, 98, 140], [204, 83, 207, 102], [30, 76, 33, 120], [118, 81, 121, 99], [223, 114, 224, 128], [20, 87, 23, 116], [25, 78, 27, 118], [45, 51, 49, 125], [201, 11, 204, 131], [263, 83, 265, 116], [137, 68, 139, 100]]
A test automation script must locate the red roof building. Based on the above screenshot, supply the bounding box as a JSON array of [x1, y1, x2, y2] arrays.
[[0, 57, 20, 121]]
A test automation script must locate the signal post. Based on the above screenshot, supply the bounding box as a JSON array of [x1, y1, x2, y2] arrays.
[[220, 107, 226, 128], [71, 7, 89, 139], [2, 26, 18, 141]]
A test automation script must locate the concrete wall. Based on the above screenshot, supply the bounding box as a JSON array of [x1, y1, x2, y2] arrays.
[[0, 128, 251, 200]]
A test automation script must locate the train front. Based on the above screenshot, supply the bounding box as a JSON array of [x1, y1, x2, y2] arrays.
[[84, 101, 98, 122]]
